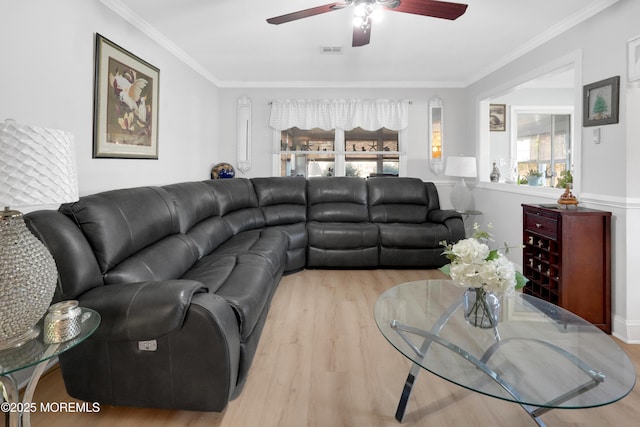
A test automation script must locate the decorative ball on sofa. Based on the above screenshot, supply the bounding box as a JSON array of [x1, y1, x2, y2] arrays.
[[211, 162, 236, 179]]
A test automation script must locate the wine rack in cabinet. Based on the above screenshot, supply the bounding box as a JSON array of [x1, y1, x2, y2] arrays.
[[522, 204, 612, 333]]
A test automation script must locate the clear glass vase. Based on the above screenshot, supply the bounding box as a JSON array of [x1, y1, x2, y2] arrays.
[[463, 287, 500, 328]]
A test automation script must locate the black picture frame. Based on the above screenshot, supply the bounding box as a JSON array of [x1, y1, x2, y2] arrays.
[[93, 33, 160, 159], [583, 76, 620, 127]]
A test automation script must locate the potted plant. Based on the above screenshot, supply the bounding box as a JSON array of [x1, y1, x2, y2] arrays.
[[556, 170, 573, 189], [526, 169, 543, 186]]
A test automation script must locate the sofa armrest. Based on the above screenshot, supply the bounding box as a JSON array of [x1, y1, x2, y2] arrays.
[[428, 209, 466, 244], [78, 280, 207, 341], [427, 209, 462, 224]]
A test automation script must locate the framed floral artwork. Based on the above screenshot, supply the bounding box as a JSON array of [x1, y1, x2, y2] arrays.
[[582, 76, 620, 127], [93, 33, 159, 159]]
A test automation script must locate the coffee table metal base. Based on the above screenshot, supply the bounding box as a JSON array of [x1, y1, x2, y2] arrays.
[[390, 298, 606, 426]]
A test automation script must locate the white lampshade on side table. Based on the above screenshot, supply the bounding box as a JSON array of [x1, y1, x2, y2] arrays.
[[445, 156, 477, 213], [0, 119, 79, 349]]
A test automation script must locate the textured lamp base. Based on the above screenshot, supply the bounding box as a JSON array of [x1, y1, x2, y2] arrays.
[[0, 210, 57, 345], [0, 325, 40, 351], [450, 178, 472, 213]]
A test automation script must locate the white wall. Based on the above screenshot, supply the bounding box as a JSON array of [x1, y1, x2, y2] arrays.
[[0, 0, 220, 196], [466, 0, 640, 341], [215, 87, 468, 183]]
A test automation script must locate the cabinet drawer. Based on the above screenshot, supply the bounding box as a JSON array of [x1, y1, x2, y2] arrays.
[[524, 213, 558, 239]]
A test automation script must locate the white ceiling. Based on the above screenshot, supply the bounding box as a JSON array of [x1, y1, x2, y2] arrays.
[[104, 0, 618, 88]]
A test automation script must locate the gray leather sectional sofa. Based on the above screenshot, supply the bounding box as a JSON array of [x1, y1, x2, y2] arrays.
[[25, 176, 463, 412]]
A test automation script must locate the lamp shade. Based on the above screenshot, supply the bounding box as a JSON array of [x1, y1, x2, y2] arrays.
[[0, 119, 78, 208], [445, 156, 477, 178], [0, 119, 78, 347]]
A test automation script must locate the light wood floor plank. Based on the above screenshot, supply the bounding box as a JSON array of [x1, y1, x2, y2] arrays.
[[28, 269, 640, 426]]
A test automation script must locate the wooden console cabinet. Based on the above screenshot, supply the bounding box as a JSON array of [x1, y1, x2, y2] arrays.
[[522, 204, 611, 333]]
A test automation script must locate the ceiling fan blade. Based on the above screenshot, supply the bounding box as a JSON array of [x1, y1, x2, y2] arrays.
[[386, 0, 468, 20], [352, 24, 371, 47], [267, 3, 348, 25]]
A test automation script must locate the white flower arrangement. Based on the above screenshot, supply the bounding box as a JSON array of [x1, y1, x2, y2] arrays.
[[439, 224, 528, 295]]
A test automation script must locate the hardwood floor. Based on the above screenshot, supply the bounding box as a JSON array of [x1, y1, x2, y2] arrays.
[[29, 269, 640, 427]]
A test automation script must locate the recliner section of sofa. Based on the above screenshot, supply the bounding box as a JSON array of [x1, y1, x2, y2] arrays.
[[25, 175, 463, 413], [367, 177, 464, 267]]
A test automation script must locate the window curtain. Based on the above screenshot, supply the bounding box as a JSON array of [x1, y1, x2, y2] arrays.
[[268, 99, 410, 131]]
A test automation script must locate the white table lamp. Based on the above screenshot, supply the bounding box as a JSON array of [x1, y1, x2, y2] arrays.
[[445, 156, 477, 213], [0, 119, 79, 349]]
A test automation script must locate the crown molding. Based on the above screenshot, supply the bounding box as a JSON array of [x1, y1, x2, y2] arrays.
[[99, 0, 221, 86], [464, 0, 620, 87], [215, 80, 467, 89], [100, 0, 618, 90]]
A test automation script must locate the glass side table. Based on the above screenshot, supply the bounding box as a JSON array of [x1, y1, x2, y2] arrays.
[[0, 307, 100, 427]]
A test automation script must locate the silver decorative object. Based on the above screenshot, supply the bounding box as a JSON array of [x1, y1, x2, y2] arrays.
[[0, 209, 58, 345], [44, 300, 82, 344], [0, 119, 79, 348]]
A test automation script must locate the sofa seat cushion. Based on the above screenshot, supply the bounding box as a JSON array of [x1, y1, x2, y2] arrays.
[[183, 254, 277, 341], [377, 223, 451, 249], [210, 228, 288, 277]]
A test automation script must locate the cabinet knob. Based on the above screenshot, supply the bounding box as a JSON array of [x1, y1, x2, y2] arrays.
[[536, 223, 542, 228]]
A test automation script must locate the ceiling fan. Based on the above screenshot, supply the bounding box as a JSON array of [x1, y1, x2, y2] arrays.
[[266, 0, 468, 47]]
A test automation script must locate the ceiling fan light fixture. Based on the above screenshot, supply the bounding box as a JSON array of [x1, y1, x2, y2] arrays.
[[267, 0, 468, 47], [354, 3, 369, 17], [370, 7, 384, 22]]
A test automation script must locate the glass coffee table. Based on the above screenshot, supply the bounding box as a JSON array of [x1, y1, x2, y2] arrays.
[[374, 280, 635, 426]]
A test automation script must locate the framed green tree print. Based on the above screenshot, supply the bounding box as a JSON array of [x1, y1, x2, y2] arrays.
[[583, 76, 620, 127]]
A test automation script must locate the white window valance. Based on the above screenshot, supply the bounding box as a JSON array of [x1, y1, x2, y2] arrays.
[[268, 99, 410, 131]]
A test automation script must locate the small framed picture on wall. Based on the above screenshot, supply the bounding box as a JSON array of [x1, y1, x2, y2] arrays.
[[583, 76, 620, 127], [489, 104, 506, 132]]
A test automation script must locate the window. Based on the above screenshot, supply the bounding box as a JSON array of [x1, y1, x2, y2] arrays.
[[512, 108, 573, 188], [279, 128, 335, 177], [269, 99, 409, 177], [277, 127, 399, 177], [345, 128, 399, 177]]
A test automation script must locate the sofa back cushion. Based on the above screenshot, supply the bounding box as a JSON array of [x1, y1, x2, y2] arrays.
[[252, 176, 307, 226], [162, 182, 216, 232], [59, 187, 185, 274], [367, 177, 428, 223], [103, 234, 199, 285], [307, 177, 369, 222], [163, 182, 233, 258], [204, 178, 265, 234]]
